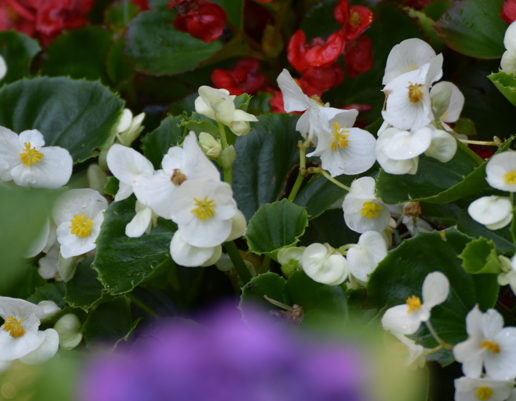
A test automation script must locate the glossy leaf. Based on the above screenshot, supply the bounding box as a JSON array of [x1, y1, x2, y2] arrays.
[[0, 77, 124, 163], [459, 238, 501, 274], [239, 272, 287, 318], [0, 31, 40, 85], [92, 197, 177, 295], [488, 71, 516, 108], [141, 115, 185, 169], [27, 282, 67, 309], [300, 209, 360, 249]]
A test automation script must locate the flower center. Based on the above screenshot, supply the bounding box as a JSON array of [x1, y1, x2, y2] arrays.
[[404, 201, 421, 218], [171, 169, 187, 186], [349, 10, 362, 28], [480, 340, 500, 354], [503, 170, 516, 185], [311, 95, 325, 107], [474, 386, 494, 400], [70, 214, 94, 238], [2, 316, 25, 339], [331, 122, 350, 151], [407, 82, 424, 104], [20, 142, 44, 166], [191, 196, 216, 221], [406, 296, 421, 314], [361, 202, 383, 219]]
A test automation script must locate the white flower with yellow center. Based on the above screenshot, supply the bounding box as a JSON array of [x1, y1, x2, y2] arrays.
[[134, 132, 221, 219], [454, 376, 514, 401], [382, 38, 439, 85], [342, 177, 391, 233], [307, 117, 376, 177], [52, 189, 108, 259], [301, 243, 349, 286], [169, 179, 237, 248], [375, 127, 419, 175], [277, 69, 358, 145], [0, 127, 73, 188], [468, 196, 513, 231], [486, 151, 516, 192], [454, 305, 516, 380], [381, 271, 449, 335], [0, 297, 58, 364], [347, 231, 388, 283], [382, 55, 443, 132]]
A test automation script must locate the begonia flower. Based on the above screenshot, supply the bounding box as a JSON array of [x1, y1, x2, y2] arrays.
[[505, 21, 516, 54], [468, 196, 513, 230], [346, 231, 387, 282], [52, 189, 108, 259], [301, 243, 349, 285], [430, 81, 465, 123], [375, 127, 419, 175], [345, 36, 373, 77], [340, 5, 373, 41], [199, 132, 222, 158], [37, 301, 61, 320], [170, 229, 222, 267], [381, 271, 449, 335], [424, 128, 457, 163], [498, 255, 516, 295], [454, 376, 514, 401], [287, 30, 309, 72], [304, 33, 345, 70], [125, 201, 158, 238], [173, 1, 227, 43], [211, 58, 265, 96], [485, 151, 516, 192], [54, 314, 83, 351], [453, 305, 516, 380], [0, 127, 73, 189]]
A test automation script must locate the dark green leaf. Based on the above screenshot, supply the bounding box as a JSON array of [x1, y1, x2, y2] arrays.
[[107, 39, 135, 86], [92, 197, 177, 295], [0, 31, 40, 85], [104, 1, 140, 30], [141, 115, 185, 169], [239, 272, 286, 318], [301, 0, 343, 41], [247, 92, 272, 115], [420, 202, 462, 226], [104, 176, 120, 197], [124, 7, 223, 75], [246, 199, 308, 257], [459, 238, 501, 274], [300, 209, 360, 249], [179, 113, 220, 138], [402, 7, 444, 51], [27, 283, 67, 309], [233, 113, 301, 220], [0, 77, 124, 163], [488, 71, 516, 108], [454, 118, 477, 136], [433, 0, 506, 59]]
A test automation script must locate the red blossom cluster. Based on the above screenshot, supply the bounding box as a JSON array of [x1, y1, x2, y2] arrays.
[[0, 0, 94, 44], [169, 0, 227, 43], [502, 0, 516, 23], [286, 0, 373, 98], [211, 58, 265, 96]]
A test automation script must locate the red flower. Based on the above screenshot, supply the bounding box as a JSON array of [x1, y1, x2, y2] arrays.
[[340, 6, 373, 41], [300, 63, 344, 95], [287, 30, 309, 72], [172, 1, 226, 43], [345, 36, 373, 77], [334, 0, 348, 24], [502, 0, 516, 23], [304, 33, 345, 70], [211, 57, 265, 95]]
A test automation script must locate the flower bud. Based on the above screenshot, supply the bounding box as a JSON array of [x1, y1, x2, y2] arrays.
[[38, 300, 61, 320], [54, 314, 83, 351], [278, 247, 304, 277], [226, 209, 247, 241], [501, 50, 516, 75], [199, 132, 222, 158], [219, 145, 237, 169], [119, 112, 145, 146], [301, 243, 348, 285], [87, 164, 108, 195], [430, 82, 452, 121]]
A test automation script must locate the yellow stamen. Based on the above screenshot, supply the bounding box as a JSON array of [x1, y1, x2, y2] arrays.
[[361, 202, 383, 219], [2, 316, 25, 338], [474, 386, 494, 400], [407, 82, 424, 104], [331, 122, 350, 151], [406, 296, 421, 314], [171, 169, 187, 186], [20, 142, 44, 166], [480, 340, 500, 354], [70, 214, 94, 238], [191, 196, 216, 221], [349, 10, 362, 28], [504, 170, 516, 185], [311, 95, 325, 107]]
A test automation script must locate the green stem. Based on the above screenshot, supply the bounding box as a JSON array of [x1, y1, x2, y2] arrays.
[[425, 320, 443, 345], [224, 241, 252, 285], [458, 138, 498, 146], [287, 172, 304, 202], [217, 121, 228, 149], [127, 294, 159, 319], [287, 139, 310, 202], [511, 192, 514, 206], [261, 256, 271, 273], [320, 169, 350, 191], [456, 139, 485, 165]]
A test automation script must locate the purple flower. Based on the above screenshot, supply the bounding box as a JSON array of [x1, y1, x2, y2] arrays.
[[80, 306, 368, 401]]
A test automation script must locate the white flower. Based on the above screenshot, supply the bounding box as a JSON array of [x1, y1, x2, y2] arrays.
[[0, 297, 58, 364], [382, 38, 439, 85], [504, 21, 516, 54], [307, 118, 376, 177], [38, 243, 62, 281], [169, 179, 237, 248], [381, 271, 449, 335], [347, 231, 388, 282], [26, 216, 57, 258], [106, 144, 154, 202], [468, 196, 513, 230], [125, 201, 157, 238], [400, 202, 433, 237], [424, 128, 457, 163], [199, 132, 222, 158], [133, 132, 220, 219], [170, 230, 222, 267], [0, 127, 73, 188], [498, 255, 516, 295], [375, 128, 419, 175], [54, 314, 83, 351], [277, 69, 358, 144], [343, 177, 391, 233], [430, 82, 464, 123], [116, 110, 145, 146], [0, 55, 6, 81], [278, 247, 305, 269], [52, 189, 108, 259], [37, 301, 61, 320], [389, 332, 427, 370], [301, 243, 349, 285], [501, 50, 516, 75], [486, 151, 516, 192], [454, 376, 514, 401], [454, 305, 516, 380], [382, 55, 443, 132], [380, 126, 433, 161], [225, 209, 247, 241]]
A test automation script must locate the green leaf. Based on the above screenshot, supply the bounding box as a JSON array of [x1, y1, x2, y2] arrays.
[[246, 199, 308, 258], [92, 197, 177, 295], [488, 71, 516, 108], [83, 296, 134, 348], [141, 115, 185, 169], [511, 209, 516, 247], [124, 7, 223, 75], [41, 27, 113, 86], [64, 257, 112, 311], [27, 283, 67, 309], [376, 141, 485, 204], [402, 7, 444, 51], [459, 238, 502, 274], [248, 92, 272, 115], [457, 211, 516, 253], [284, 270, 348, 324], [0, 77, 124, 163], [104, 176, 119, 197], [107, 39, 135, 86], [239, 272, 286, 318], [420, 202, 462, 226], [233, 114, 301, 220], [454, 118, 477, 136], [179, 113, 220, 138], [0, 31, 40, 85], [433, 0, 506, 59], [104, 1, 140, 30], [301, 0, 343, 41], [367, 230, 499, 349], [300, 209, 360, 249]]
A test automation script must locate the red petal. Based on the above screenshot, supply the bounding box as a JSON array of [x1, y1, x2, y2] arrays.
[[211, 69, 238, 88], [304, 33, 345, 70], [333, 0, 348, 24], [503, 0, 516, 23], [287, 30, 308, 72], [173, 13, 191, 32], [299, 78, 322, 98], [301, 63, 344, 92], [344, 6, 373, 41], [233, 57, 260, 73], [185, 2, 226, 43], [345, 36, 373, 77]]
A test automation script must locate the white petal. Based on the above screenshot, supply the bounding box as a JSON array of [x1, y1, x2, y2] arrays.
[[198, 86, 235, 126], [133, 171, 176, 219], [0, 126, 22, 181], [26, 217, 51, 258], [424, 129, 457, 163], [106, 144, 154, 187], [37, 301, 61, 320], [301, 244, 348, 285], [501, 50, 516, 75], [382, 127, 432, 160], [170, 231, 218, 267], [375, 128, 419, 175], [54, 314, 83, 351], [486, 212, 513, 230], [52, 188, 108, 227], [381, 304, 424, 335], [180, 132, 221, 181], [0, 330, 45, 361], [343, 198, 391, 234], [226, 209, 247, 241], [201, 245, 222, 267], [505, 21, 516, 54], [437, 82, 464, 123], [347, 176, 376, 199], [0, 55, 6, 81], [125, 206, 152, 238], [19, 130, 45, 148], [232, 109, 259, 122], [117, 109, 133, 133], [486, 328, 516, 380], [114, 181, 134, 202], [19, 329, 59, 365], [486, 151, 516, 192], [422, 271, 449, 308], [468, 196, 512, 226], [454, 376, 514, 401], [276, 69, 310, 113]]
